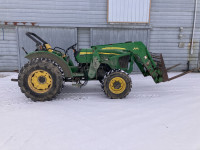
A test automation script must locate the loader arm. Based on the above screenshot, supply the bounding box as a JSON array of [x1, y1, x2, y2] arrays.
[[129, 42, 195, 83], [128, 42, 165, 83]]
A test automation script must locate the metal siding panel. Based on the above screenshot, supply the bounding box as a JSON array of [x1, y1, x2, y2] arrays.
[[149, 0, 200, 70], [91, 28, 148, 45], [149, 27, 199, 70], [0, 27, 18, 71], [108, 0, 150, 23], [150, 0, 200, 27], [77, 28, 90, 49], [127, 0, 131, 21], [0, 0, 199, 28], [0, 0, 108, 26], [17, 26, 77, 68]]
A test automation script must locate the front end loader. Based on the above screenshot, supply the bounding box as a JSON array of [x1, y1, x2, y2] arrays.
[[17, 32, 195, 101]]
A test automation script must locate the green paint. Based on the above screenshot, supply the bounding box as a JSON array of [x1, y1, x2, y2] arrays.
[[25, 41, 167, 83]]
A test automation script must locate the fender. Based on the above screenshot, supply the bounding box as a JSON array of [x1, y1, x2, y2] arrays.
[[25, 51, 72, 78]]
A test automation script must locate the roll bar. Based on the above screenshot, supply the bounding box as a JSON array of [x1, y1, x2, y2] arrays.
[[26, 32, 48, 45]]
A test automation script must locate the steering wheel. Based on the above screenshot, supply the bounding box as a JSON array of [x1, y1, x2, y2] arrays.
[[67, 43, 77, 52]]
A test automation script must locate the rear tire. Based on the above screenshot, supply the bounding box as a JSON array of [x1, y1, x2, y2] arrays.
[[103, 70, 132, 99], [18, 58, 64, 102]]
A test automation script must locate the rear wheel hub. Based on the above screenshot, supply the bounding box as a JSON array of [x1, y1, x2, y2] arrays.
[[28, 70, 52, 93], [38, 76, 46, 84]]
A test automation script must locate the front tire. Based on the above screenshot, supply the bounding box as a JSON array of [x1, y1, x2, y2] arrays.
[[103, 70, 132, 99], [18, 58, 64, 102]]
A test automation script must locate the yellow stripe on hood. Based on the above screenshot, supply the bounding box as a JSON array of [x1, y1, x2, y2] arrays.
[[102, 47, 126, 50]]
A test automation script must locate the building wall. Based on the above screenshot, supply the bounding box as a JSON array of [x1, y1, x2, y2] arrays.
[[0, 27, 18, 71], [149, 0, 200, 70], [77, 28, 90, 49], [0, 0, 199, 71], [0, 0, 107, 26]]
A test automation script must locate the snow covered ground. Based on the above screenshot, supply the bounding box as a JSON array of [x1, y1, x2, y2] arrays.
[[0, 72, 200, 150]]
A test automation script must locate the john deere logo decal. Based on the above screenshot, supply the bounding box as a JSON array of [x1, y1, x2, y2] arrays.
[[133, 47, 139, 50]]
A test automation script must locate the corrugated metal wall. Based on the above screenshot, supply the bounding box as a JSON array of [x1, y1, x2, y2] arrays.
[[77, 28, 90, 49], [3, 0, 199, 27], [108, 0, 151, 23], [151, 0, 200, 27], [149, 0, 200, 70], [91, 28, 149, 46], [0, 0, 107, 26], [0, 27, 18, 71], [17, 27, 77, 67], [149, 28, 198, 70], [197, 2, 200, 69]]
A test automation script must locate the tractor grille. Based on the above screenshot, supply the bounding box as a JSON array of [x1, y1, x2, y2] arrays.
[[118, 55, 130, 68]]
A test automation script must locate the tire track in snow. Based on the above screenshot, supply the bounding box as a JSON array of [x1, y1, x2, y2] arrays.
[[0, 134, 14, 148]]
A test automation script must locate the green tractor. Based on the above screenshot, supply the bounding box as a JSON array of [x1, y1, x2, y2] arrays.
[[17, 32, 193, 101]]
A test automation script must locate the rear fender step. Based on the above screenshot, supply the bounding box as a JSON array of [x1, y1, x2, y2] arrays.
[[11, 78, 18, 82]]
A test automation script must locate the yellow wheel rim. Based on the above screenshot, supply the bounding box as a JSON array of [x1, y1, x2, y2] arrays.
[[109, 77, 126, 94], [28, 70, 53, 93]]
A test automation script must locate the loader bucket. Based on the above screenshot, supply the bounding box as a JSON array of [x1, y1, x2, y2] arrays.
[[150, 52, 194, 82]]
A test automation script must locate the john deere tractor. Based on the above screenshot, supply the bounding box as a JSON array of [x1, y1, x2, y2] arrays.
[[17, 32, 192, 101]]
